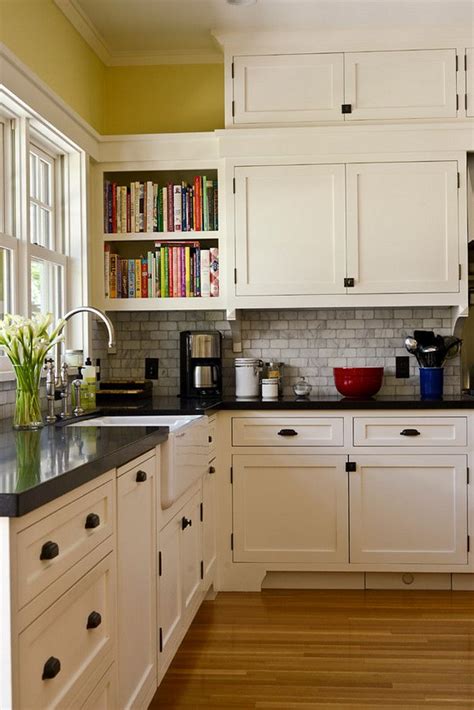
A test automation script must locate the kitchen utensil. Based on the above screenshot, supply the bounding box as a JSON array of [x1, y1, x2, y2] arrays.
[[404, 337, 423, 366], [333, 367, 384, 398], [293, 377, 312, 398]]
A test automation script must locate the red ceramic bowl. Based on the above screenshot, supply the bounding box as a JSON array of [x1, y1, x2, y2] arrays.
[[333, 367, 384, 398]]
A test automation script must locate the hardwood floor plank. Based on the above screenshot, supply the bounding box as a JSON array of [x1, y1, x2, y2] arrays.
[[150, 590, 474, 709]]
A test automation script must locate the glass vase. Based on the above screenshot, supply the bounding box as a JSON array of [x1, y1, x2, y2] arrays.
[[13, 364, 43, 430]]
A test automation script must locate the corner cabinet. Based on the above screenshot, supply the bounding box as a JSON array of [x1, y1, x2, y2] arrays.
[[231, 156, 466, 309]]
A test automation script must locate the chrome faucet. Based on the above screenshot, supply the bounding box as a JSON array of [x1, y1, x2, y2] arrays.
[[52, 307, 116, 419]]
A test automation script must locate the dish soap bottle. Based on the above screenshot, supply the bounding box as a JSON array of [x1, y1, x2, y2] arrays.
[[82, 358, 97, 410]]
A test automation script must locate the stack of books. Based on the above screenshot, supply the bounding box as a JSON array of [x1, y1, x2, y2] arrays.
[[104, 177, 218, 234], [104, 243, 219, 299]]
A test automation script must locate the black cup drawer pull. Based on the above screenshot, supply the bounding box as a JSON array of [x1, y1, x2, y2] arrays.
[[277, 429, 298, 437], [208, 466, 216, 474], [40, 541, 59, 561], [42, 656, 61, 680], [85, 513, 100, 529], [181, 516, 192, 530], [136, 470, 147, 482], [87, 610, 102, 629], [400, 429, 421, 437]]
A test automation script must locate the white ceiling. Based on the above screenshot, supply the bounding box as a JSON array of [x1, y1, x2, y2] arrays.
[[55, 0, 474, 65]]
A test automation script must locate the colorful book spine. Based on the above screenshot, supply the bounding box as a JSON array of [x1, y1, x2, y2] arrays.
[[210, 247, 219, 297], [104, 244, 110, 298], [200, 249, 210, 297], [173, 185, 182, 232], [109, 253, 117, 298], [135, 258, 141, 297], [167, 184, 174, 232]]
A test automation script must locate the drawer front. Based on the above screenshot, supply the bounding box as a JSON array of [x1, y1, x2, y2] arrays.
[[353, 417, 467, 447], [19, 553, 115, 710], [16, 479, 115, 609], [232, 417, 344, 447]]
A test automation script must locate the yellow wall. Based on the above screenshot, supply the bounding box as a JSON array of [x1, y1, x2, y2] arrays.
[[1, 1, 224, 136], [1, 0, 106, 133], [104, 64, 224, 135]]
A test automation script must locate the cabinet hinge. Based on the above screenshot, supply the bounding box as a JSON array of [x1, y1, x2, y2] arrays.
[[345, 461, 357, 472], [465, 54, 468, 71], [158, 551, 162, 577], [231, 533, 234, 551], [468, 535, 470, 553], [456, 94, 459, 111], [234, 268, 237, 285], [200, 502, 203, 522], [344, 277, 355, 288], [231, 61, 234, 79], [200, 560, 204, 579], [457, 172, 461, 189], [233, 177, 236, 194], [465, 94, 468, 111], [467, 466, 470, 484], [456, 55, 459, 71], [159, 627, 163, 653], [459, 264, 462, 280], [230, 466, 233, 483], [232, 100, 235, 117], [341, 103, 352, 114]]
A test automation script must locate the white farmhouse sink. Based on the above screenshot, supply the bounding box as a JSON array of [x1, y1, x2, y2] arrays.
[[69, 414, 209, 509]]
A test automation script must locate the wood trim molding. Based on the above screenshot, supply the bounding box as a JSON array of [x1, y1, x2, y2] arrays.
[[53, 0, 111, 65]]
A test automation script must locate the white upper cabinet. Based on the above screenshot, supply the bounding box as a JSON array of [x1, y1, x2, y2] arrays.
[[344, 49, 458, 120], [232, 53, 344, 125], [234, 163, 346, 296], [230, 48, 458, 126], [466, 48, 474, 117], [345, 161, 460, 294]]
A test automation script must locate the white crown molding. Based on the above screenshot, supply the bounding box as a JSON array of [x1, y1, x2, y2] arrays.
[[54, 0, 223, 65], [54, 0, 112, 65], [0, 43, 100, 159]]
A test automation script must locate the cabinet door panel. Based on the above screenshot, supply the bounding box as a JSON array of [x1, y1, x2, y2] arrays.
[[466, 48, 474, 117], [117, 457, 156, 709], [235, 164, 346, 296], [349, 455, 468, 564], [346, 161, 459, 294], [202, 468, 217, 584], [233, 53, 344, 125], [233, 455, 348, 563], [181, 492, 203, 613], [345, 49, 457, 119], [158, 517, 182, 658]]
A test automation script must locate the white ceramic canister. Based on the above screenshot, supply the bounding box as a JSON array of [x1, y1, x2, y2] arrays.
[[235, 358, 262, 398], [261, 378, 279, 399]]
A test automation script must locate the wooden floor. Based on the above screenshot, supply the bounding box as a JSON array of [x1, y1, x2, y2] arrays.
[[150, 590, 474, 709]]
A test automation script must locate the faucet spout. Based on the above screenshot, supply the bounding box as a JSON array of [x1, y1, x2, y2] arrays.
[[63, 306, 116, 350]]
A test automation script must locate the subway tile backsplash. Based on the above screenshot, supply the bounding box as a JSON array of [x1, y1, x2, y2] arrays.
[[92, 307, 461, 398]]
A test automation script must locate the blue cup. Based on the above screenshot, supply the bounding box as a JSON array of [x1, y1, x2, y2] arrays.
[[419, 367, 444, 400]]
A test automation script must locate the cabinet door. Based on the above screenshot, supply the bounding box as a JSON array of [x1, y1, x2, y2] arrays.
[[202, 464, 217, 585], [117, 458, 156, 709], [232, 455, 348, 563], [346, 161, 459, 294], [344, 49, 457, 119], [349, 455, 468, 565], [181, 491, 203, 614], [158, 515, 182, 662], [466, 48, 474, 117], [233, 53, 344, 125], [235, 164, 346, 296]]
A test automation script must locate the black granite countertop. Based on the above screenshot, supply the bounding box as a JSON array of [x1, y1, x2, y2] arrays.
[[0, 420, 168, 517]]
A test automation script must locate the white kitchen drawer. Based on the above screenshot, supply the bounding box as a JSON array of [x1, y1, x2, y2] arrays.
[[80, 663, 117, 709], [18, 552, 115, 710], [16, 479, 115, 610], [232, 417, 344, 447], [353, 417, 467, 447]]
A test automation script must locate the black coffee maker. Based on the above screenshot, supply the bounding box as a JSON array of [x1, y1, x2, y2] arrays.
[[180, 331, 222, 398]]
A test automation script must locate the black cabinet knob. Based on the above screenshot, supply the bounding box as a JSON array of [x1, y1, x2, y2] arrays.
[[208, 435, 213, 443], [85, 513, 100, 529], [400, 429, 421, 437], [277, 429, 298, 437], [208, 466, 216, 474], [40, 541, 59, 561], [181, 516, 192, 530], [136, 470, 147, 482], [86, 610, 102, 629], [42, 656, 61, 680]]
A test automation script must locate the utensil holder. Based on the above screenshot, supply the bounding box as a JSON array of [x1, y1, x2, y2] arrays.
[[419, 367, 444, 400]]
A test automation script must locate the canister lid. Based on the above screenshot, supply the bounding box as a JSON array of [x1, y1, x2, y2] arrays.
[[235, 358, 261, 365]]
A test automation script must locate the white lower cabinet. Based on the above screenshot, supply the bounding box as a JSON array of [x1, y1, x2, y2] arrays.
[[117, 453, 156, 709], [232, 454, 348, 564], [349, 455, 469, 565], [158, 489, 203, 679]]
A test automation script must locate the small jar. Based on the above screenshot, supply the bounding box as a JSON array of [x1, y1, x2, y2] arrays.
[[261, 378, 279, 399], [293, 377, 312, 398]]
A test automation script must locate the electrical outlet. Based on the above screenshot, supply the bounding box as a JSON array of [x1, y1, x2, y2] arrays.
[[145, 357, 159, 380], [395, 356, 410, 378]]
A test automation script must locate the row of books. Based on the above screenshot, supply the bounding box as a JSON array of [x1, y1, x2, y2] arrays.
[[104, 243, 219, 299], [104, 177, 218, 234]]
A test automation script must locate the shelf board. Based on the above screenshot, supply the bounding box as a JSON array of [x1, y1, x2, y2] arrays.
[[103, 231, 219, 242], [102, 296, 224, 311]]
